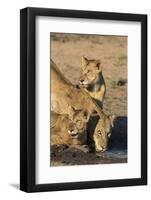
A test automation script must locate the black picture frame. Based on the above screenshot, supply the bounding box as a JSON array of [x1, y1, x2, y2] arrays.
[[20, 7, 147, 192]]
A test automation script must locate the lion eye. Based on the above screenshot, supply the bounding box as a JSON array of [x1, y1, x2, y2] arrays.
[[98, 130, 102, 135], [87, 70, 92, 75], [76, 120, 81, 125]]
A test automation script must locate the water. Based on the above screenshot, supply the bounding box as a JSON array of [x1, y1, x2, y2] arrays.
[[96, 149, 127, 160]]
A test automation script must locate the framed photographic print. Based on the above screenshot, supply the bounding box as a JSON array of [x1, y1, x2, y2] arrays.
[[20, 7, 147, 192]]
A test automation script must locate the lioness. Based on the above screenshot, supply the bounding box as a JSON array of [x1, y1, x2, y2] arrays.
[[78, 56, 106, 108], [51, 110, 89, 145], [51, 59, 114, 152], [87, 114, 115, 152]]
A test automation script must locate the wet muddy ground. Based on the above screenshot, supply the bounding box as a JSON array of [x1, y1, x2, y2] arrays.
[[50, 116, 127, 166]]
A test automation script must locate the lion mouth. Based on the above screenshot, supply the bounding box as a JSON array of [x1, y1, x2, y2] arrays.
[[78, 82, 88, 88], [68, 130, 78, 138]]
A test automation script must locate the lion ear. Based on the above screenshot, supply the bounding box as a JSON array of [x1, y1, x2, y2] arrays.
[[81, 56, 89, 70], [82, 110, 90, 122], [95, 60, 102, 72], [109, 115, 115, 127]]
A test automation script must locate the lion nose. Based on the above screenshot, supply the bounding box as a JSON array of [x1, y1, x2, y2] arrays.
[[96, 146, 106, 152], [79, 79, 84, 84], [99, 147, 103, 151]]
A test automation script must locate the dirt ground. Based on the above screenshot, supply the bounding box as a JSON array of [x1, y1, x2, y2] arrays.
[[50, 33, 127, 166]]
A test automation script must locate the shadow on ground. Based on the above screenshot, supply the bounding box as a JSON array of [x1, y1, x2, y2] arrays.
[[108, 116, 127, 150], [50, 116, 127, 166], [9, 183, 19, 190]]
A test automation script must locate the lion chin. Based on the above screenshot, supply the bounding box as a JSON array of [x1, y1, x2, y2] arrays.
[[79, 82, 89, 88]]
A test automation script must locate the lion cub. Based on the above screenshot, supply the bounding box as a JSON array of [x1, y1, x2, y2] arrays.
[[78, 56, 106, 108], [93, 115, 115, 152], [51, 109, 89, 146]]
